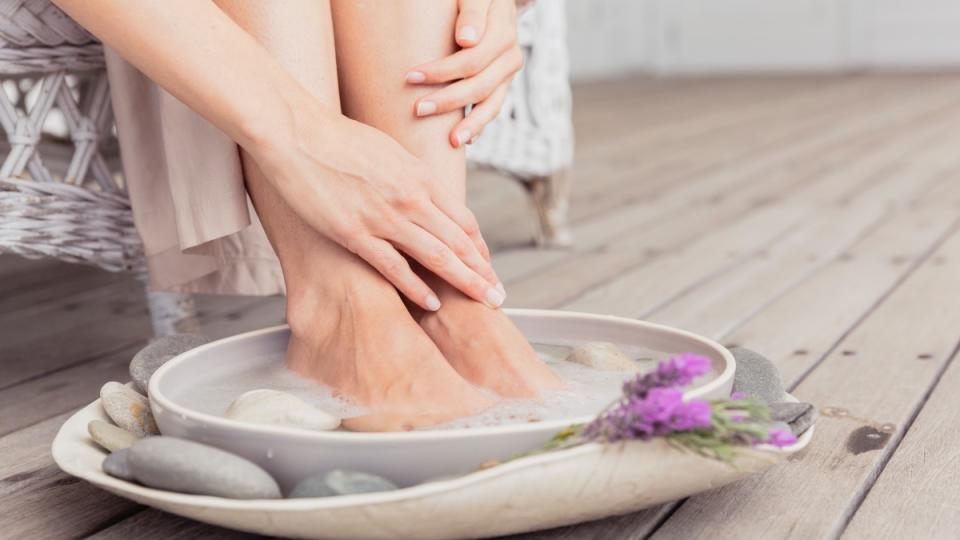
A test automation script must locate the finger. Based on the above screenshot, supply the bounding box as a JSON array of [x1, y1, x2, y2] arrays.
[[456, 0, 491, 47], [450, 81, 509, 148], [352, 237, 442, 311], [430, 185, 493, 263], [406, 27, 514, 85], [415, 47, 521, 119], [394, 224, 504, 308], [411, 203, 499, 286]]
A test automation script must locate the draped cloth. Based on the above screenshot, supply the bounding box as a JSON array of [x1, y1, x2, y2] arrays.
[[105, 48, 284, 295]]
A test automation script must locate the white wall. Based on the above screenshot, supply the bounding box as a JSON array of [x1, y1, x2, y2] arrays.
[[566, 0, 960, 79]]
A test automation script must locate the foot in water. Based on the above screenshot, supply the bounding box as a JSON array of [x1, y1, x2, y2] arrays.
[[284, 242, 493, 432]]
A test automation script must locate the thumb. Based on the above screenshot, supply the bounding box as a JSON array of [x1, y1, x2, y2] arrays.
[[456, 0, 491, 47]]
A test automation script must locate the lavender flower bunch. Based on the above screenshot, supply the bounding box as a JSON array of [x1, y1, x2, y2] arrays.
[[546, 353, 797, 462]]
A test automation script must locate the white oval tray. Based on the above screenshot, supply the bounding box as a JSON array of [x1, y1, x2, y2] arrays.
[[53, 398, 812, 539]]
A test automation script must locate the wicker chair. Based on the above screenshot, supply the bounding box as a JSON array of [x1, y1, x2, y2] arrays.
[[0, 0, 574, 336]]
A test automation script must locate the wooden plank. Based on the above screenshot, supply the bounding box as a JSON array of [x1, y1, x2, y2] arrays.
[[0, 414, 140, 538], [0, 283, 270, 389], [482, 75, 937, 249], [0, 279, 152, 387], [530, 111, 960, 540], [0, 295, 284, 437], [648, 124, 960, 338], [494, 78, 960, 284], [649, 220, 960, 539], [478, 74, 917, 248], [507, 93, 951, 312], [87, 509, 265, 540], [841, 339, 960, 538], [541, 182, 960, 540]]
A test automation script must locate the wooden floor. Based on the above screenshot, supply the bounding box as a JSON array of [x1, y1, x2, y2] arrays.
[[4, 73, 960, 539]]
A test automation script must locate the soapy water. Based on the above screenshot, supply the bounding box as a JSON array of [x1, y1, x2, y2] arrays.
[[171, 342, 674, 431]]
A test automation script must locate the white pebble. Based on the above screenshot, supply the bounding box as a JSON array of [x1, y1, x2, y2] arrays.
[[564, 342, 639, 372], [225, 389, 340, 431]]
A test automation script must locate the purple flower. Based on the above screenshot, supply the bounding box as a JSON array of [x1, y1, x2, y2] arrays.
[[730, 391, 747, 401], [765, 429, 797, 448], [622, 353, 712, 399], [583, 388, 714, 442]]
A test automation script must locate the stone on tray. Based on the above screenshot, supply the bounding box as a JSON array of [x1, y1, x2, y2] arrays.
[[771, 401, 817, 436], [289, 470, 398, 499], [130, 333, 210, 393], [100, 381, 160, 437], [564, 342, 639, 372], [225, 389, 341, 431], [729, 347, 786, 405], [88, 419, 140, 452], [102, 448, 136, 482], [127, 436, 281, 499]]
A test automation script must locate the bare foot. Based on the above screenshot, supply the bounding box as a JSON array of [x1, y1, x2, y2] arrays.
[[285, 251, 492, 432], [417, 282, 562, 398]]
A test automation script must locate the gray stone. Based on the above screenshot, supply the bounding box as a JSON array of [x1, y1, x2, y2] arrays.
[[102, 448, 136, 481], [99, 381, 159, 437], [88, 419, 140, 452], [225, 389, 340, 431], [288, 469, 398, 499], [127, 436, 281, 499], [130, 334, 210, 393], [730, 347, 786, 406], [564, 342, 640, 372], [325, 470, 398, 494], [288, 473, 338, 498], [771, 401, 817, 436]]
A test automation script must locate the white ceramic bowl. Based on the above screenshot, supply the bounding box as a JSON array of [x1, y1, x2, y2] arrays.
[[149, 309, 736, 489], [53, 399, 810, 539]]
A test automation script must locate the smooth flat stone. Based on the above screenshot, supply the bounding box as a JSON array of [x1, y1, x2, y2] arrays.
[[100, 382, 159, 437], [127, 437, 281, 499], [88, 420, 140, 452], [288, 473, 337, 498], [289, 469, 398, 499], [225, 389, 340, 431], [130, 334, 210, 393], [325, 470, 398, 495], [564, 342, 639, 372], [729, 347, 786, 406], [771, 401, 817, 436], [102, 448, 136, 482]]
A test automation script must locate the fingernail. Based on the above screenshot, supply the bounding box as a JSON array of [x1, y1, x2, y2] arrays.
[[485, 286, 505, 308], [455, 128, 471, 147], [425, 294, 442, 311], [458, 25, 478, 43], [416, 101, 437, 116], [406, 71, 426, 83], [495, 282, 506, 297]]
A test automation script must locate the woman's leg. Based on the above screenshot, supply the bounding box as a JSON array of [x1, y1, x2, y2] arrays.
[[213, 0, 491, 431], [330, 0, 561, 396]]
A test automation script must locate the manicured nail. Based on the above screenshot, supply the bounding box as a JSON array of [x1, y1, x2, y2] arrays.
[[455, 128, 471, 147], [495, 282, 506, 297], [425, 294, 442, 311], [458, 25, 478, 43], [485, 286, 505, 308], [416, 101, 437, 116], [406, 71, 426, 83]]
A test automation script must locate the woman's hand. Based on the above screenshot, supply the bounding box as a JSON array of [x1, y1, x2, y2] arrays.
[[252, 108, 503, 311], [405, 0, 522, 148], [53, 0, 503, 311]]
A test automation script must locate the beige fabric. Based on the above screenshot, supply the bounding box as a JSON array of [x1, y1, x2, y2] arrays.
[[105, 48, 284, 295]]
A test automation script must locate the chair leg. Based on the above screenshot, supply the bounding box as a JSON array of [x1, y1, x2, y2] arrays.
[[523, 168, 573, 248], [145, 287, 200, 336]]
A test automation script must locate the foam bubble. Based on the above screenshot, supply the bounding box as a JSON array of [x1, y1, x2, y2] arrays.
[[171, 342, 665, 430]]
